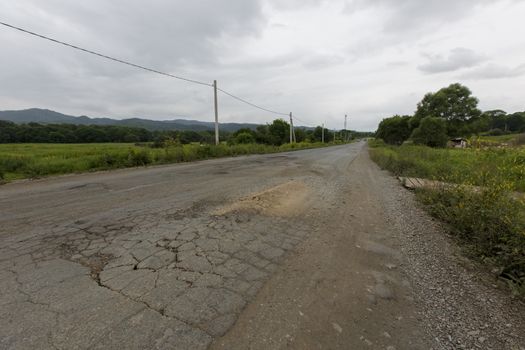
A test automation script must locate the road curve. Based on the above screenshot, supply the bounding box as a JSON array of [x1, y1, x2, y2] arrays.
[[1, 142, 523, 349]]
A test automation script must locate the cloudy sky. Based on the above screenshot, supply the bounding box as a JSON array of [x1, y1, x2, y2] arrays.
[[1, 0, 524, 131]]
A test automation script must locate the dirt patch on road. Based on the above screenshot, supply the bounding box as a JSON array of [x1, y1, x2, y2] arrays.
[[213, 181, 311, 217]]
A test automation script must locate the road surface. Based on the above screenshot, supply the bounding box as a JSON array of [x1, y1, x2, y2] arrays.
[[1, 142, 524, 349]]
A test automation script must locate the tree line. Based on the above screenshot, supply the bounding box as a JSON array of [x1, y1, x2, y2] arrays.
[[0, 119, 372, 145], [0, 121, 218, 144], [376, 83, 525, 147]]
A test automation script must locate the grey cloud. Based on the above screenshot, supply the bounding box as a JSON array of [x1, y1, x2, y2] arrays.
[[418, 48, 486, 74], [345, 0, 494, 33], [460, 63, 525, 80], [0, 0, 268, 119], [302, 54, 346, 70], [267, 0, 326, 11], [387, 61, 409, 67], [0, 0, 524, 130]]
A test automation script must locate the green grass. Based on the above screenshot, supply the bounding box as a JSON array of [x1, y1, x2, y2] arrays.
[[469, 133, 525, 148], [369, 140, 525, 296], [0, 142, 330, 181], [368, 139, 525, 192]]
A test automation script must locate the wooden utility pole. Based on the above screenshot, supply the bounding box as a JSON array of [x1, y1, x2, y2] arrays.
[[344, 114, 347, 143], [289, 112, 293, 144], [322, 123, 325, 143], [213, 80, 219, 145], [290, 112, 297, 143]]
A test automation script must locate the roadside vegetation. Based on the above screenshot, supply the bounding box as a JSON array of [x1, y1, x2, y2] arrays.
[[0, 142, 330, 181], [0, 117, 372, 181], [0, 118, 372, 145], [371, 83, 525, 296]]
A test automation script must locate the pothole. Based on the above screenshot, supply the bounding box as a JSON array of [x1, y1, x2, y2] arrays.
[[212, 181, 311, 218]]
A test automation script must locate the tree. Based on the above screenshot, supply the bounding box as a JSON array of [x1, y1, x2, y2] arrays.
[[413, 83, 481, 136], [375, 115, 412, 145], [483, 109, 508, 131], [234, 132, 256, 144], [411, 117, 448, 148], [294, 128, 306, 142], [267, 119, 290, 145], [507, 112, 525, 132]]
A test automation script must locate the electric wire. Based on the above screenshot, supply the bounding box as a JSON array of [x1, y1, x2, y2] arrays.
[[217, 88, 288, 117], [292, 115, 317, 128], [0, 21, 213, 87], [1, 20, 324, 125]]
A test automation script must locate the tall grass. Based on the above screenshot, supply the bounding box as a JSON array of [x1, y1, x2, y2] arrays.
[[0, 142, 329, 181], [368, 140, 525, 191], [369, 140, 525, 295]]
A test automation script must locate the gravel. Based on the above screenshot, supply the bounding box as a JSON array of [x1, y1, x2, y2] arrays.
[[379, 168, 525, 350]]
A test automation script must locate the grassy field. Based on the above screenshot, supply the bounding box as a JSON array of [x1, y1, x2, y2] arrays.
[[469, 133, 525, 148], [369, 140, 525, 295], [0, 142, 329, 181], [368, 139, 525, 191]]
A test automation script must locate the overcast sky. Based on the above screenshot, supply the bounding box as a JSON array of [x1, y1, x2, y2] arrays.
[[1, 0, 524, 131]]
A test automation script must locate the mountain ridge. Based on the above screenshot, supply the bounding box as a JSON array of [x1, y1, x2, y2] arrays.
[[0, 108, 261, 132]]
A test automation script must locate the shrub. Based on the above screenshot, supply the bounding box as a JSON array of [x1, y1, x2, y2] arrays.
[[417, 185, 525, 295], [234, 132, 256, 144], [376, 115, 412, 145], [369, 141, 525, 295], [487, 128, 505, 136], [127, 149, 151, 166], [411, 116, 448, 148]]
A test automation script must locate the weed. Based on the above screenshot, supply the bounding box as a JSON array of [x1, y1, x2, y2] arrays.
[[369, 141, 525, 295]]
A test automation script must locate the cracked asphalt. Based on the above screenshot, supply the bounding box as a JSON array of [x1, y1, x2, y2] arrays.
[[2, 142, 524, 350], [0, 143, 361, 349]]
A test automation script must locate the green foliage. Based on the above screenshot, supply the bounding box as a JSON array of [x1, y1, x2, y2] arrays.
[[413, 83, 481, 123], [234, 132, 256, 144], [267, 119, 290, 145], [369, 142, 525, 295], [411, 117, 448, 148], [375, 83, 525, 141], [0, 142, 330, 181], [411, 83, 483, 137], [375, 115, 412, 145], [0, 118, 364, 148], [418, 184, 525, 295], [0, 120, 227, 145]]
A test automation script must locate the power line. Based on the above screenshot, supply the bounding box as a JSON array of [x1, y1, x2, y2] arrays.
[[292, 115, 317, 128], [0, 20, 323, 128], [0, 21, 212, 87], [217, 88, 288, 117]]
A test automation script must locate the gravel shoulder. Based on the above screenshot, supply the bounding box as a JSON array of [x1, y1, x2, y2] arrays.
[[382, 157, 525, 349], [212, 146, 525, 350]]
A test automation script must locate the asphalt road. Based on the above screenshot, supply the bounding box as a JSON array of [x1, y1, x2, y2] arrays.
[[1, 142, 523, 349]]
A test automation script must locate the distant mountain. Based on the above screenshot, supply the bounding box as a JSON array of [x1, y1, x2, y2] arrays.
[[0, 108, 261, 132]]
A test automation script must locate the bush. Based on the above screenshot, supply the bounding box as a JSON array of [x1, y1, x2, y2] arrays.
[[487, 128, 505, 136], [376, 115, 412, 145], [418, 185, 525, 295], [369, 141, 525, 295], [127, 149, 151, 166], [234, 132, 256, 144], [411, 116, 448, 148]]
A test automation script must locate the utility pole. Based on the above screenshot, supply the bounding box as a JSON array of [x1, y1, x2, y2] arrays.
[[289, 112, 293, 144], [333, 130, 336, 143], [344, 114, 347, 143], [321, 123, 325, 143], [292, 117, 296, 143], [213, 80, 219, 145]]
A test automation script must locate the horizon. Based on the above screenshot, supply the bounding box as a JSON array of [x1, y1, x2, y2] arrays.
[[2, 107, 376, 131], [1, 1, 524, 131]]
